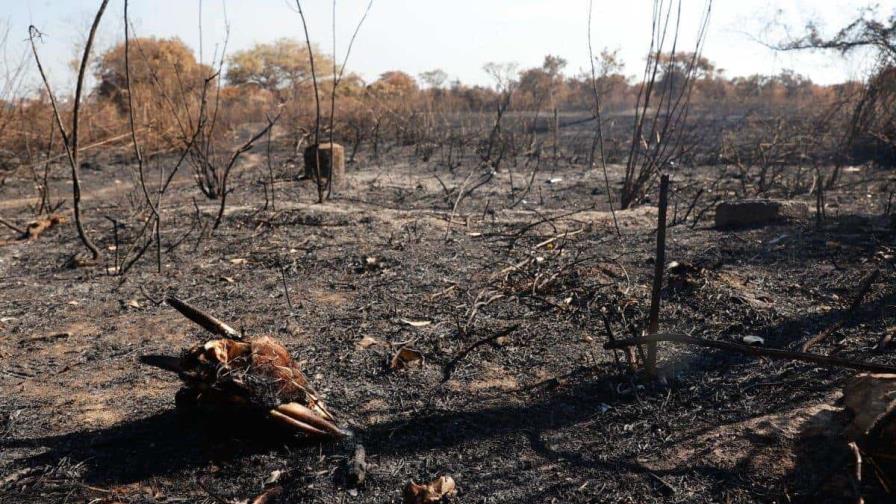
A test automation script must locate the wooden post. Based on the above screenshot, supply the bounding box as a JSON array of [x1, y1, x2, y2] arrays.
[[646, 174, 670, 374], [304, 142, 346, 191]]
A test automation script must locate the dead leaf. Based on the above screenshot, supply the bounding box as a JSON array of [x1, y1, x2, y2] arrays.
[[403, 475, 456, 504], [221, 276, 236, 283], [390, 347, 423, 370], [264, 470, 282, 486], [400, 318, 432, 328], [356, 336, 381, 349], [229, 258, 248, 265], [127, 299, 142, 309]]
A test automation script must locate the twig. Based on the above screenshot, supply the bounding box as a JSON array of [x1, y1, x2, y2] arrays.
[[648, 471, 677, 496], [801, 268, 880, 352], [213, 114, 281, 229], [534, 228, 584, 249], [605, 333, 896, 374], [848, 441, 864, 504], [196, 478, 231, 504], [0, 216, 25, 236], [586, 0, 621, 236], [442, 324, 519, 382], [295, 0, 324, 203], [443, 169, 476, 240], [17, 130, 142, 173], [602, 313, 635, 371]]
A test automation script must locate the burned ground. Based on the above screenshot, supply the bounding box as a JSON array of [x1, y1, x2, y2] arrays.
[[1, 144, 895, 503]]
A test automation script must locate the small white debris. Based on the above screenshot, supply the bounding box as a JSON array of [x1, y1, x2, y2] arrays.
[[265, 469, 282, 486], [399, 318, 432, 328]]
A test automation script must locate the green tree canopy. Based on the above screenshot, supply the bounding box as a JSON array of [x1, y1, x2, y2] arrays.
[[226, 38, 334, 92]]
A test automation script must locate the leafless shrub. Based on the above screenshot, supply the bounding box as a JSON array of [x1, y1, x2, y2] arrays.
[[620, 0, 713, 209], [481, 62, 518, 171], [776, 7, 896, 175], [28, 0, 111, 262]]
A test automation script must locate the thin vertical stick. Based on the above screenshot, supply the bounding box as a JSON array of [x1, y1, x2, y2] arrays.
[[105, 216, 119, 273], [325, 0, 373, 200], [848, 442, 864, 504], [294, 0, 324, 203], [267, 121, 276, 211], [125, 0, 161, 273], [646, 174, 670, 373], [586, 0, 620, 236]]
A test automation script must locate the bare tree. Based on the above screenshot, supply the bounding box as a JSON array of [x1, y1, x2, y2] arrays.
[[774, 8, 896, 184], [294, 0, 325, 203], [482, 62, 518, 171], [28, 0, 111, 262]]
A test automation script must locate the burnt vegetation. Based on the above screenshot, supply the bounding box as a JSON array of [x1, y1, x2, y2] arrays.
[[2, 1, 896, 502]]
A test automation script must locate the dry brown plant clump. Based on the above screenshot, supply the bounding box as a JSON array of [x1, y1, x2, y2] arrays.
[[141, 297, 345, 438]]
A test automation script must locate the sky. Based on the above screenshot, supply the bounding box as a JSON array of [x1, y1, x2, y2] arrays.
[[3, 0, 893, 94]]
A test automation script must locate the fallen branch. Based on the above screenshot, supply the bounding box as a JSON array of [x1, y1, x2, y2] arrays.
[[0, 216, 25, 236], [605, 333, 896, 374], [507, 206, 594, 248]]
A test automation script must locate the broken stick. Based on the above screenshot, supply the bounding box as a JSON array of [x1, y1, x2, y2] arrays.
[[605, 333, 896, 374], [0, 216, 25, 236], [165, 297, 242, 340]]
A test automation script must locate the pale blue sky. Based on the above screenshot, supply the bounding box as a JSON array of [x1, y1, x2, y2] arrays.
[[3, 0, 891, 93]]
